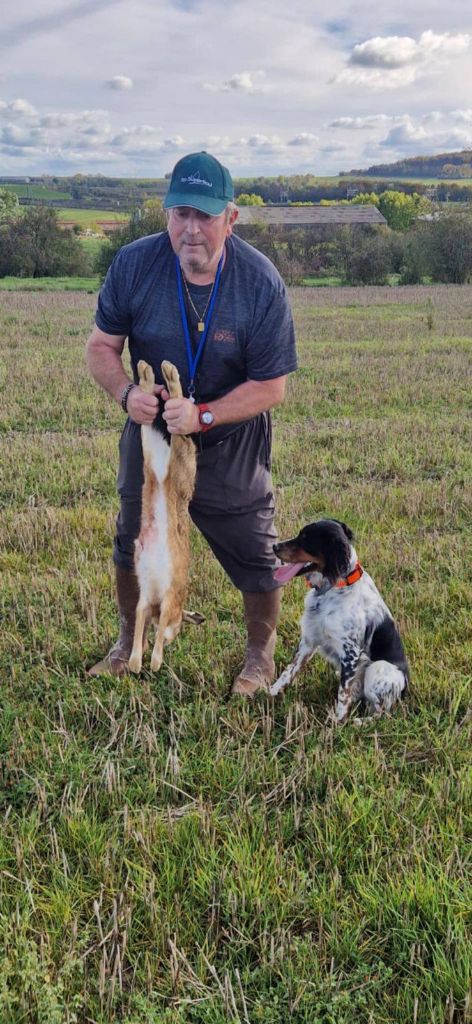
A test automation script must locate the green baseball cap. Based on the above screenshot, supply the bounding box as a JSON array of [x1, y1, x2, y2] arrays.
[[164, 151, 234, 215]]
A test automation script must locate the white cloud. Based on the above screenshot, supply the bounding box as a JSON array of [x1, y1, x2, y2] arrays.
[[334, 30, 470, 89], [449, 109, 472, 125], [350, 36, 416, 68], [351, 30, 469, 68], [0, 98, 37, 117], [288, 132, 319, 146], [382, 118, 472, 153], [203, 71, 266, 95], [106, 75, 133, 90], [328, 115, 391, 130]]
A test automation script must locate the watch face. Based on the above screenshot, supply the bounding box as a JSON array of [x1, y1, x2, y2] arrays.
[[201, 411, 214, 425]]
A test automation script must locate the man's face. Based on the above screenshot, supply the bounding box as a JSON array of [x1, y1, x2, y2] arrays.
[[166, 206, 238, 278]]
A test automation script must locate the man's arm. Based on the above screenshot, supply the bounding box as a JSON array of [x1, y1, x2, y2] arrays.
[[163, 376, 287, 435], [85, 326, 165, 425]]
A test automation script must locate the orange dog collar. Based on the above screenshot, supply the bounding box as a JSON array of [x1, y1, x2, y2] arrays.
[[306, 561, 364, 590]]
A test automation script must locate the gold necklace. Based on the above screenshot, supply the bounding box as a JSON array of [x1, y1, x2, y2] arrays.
[[182, 275, 215, 333]]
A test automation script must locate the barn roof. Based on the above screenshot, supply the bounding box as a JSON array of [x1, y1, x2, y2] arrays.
[[235, 204, 386, 226]]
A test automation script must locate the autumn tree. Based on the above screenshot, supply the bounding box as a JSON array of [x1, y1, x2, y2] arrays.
[[235, 193, 264, 206], [377, 191, 431, 231]]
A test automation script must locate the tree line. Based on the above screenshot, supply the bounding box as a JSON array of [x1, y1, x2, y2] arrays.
[[2, 190, 472, 287], [95, 198, 472, 287], [234, 214, 472, 286], [345, 149, 472, 180]]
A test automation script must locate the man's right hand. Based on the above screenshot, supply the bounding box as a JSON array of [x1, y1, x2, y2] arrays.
[[127, 384, 170, 424]]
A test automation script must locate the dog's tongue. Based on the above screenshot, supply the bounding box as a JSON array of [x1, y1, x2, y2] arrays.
[[274, 562, 307, 583]]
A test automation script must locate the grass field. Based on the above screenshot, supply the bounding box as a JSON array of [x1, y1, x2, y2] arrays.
[[340, 176, 472, 187], [0, 285, 471, 1022], [56, 209, 128, 228], [1, 184, 72, 201], [0, 276, 100, 292]]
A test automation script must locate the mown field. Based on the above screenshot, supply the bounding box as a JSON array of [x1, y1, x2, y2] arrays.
[[1, 184, 72, 201], [0, 286, 471, 1023], [56, 209, 128, 228]]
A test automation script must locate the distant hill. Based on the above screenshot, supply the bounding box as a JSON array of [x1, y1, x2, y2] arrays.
[[343, 150, 472, 179]]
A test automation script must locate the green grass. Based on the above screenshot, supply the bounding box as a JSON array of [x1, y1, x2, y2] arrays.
[[0, 285, 471, 1022], [80, 235, 104, 264], [0, 276, 100, 291], [302, 275, 408, 288], [340, 175, 472, 186], [56, 208, 128, 228], [302, 275, 343, 287], [1, 184, 72, 200]]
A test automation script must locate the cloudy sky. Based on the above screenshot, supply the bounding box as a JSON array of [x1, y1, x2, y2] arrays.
[[1, 0, 472, 178]]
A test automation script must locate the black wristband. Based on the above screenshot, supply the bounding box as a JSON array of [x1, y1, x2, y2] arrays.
[[120, 382, 136, 412]]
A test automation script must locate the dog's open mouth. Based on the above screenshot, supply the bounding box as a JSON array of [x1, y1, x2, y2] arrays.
[[274, 561, 312, 584]]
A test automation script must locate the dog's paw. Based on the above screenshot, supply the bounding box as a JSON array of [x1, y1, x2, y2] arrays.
[[161, 360, 182, 398]]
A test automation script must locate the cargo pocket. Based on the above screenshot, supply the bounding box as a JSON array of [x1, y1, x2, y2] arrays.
[[117, 418, 144, 497], [223, 417, 273, 511]]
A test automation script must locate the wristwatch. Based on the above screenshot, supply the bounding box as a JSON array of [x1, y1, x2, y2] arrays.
[[198, 403, 215, 432]]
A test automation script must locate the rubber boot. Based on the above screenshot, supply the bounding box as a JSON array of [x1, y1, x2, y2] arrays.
[[231, 589, 282, 697], [88, 565, 140, 677]]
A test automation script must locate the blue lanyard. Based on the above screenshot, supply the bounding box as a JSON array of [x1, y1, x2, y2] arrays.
[[175, 252, 224, 400]]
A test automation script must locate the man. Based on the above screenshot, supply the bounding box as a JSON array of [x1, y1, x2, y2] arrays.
[[86, 151, 297, 695]]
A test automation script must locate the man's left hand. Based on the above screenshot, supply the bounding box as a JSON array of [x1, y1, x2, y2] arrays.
[[163, 397, 200, 434]]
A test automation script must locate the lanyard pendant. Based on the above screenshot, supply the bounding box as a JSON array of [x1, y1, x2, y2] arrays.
[[188, 380, 196, 403]]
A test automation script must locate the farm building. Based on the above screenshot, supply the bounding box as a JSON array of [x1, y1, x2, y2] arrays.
[[235, 204, 386, 231]]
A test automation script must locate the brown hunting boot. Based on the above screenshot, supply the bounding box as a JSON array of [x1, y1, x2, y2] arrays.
[[88, 565, 140, 677], [231, 589, 282, 697]]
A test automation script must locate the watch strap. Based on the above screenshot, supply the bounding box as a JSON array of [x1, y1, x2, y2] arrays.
[[198, 403, 215, 432]]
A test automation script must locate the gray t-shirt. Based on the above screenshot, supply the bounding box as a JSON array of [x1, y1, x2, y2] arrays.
[[96, 231, 297, 444]]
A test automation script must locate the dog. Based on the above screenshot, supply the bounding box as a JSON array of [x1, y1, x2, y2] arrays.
[[128, 360, 199, 674], [270, 519, 409, 722]]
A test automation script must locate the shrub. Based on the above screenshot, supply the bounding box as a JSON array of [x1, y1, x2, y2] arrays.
[[97, 200, 167, 278], [423, 212, 472, 284], [0, 206, 88, 278], [336, 227, 393, 285]]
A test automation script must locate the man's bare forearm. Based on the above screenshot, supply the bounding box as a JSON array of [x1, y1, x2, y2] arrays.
[[208, 377, 286, 426], [163, 376, 287, 434], [86, 337, 129, 405]]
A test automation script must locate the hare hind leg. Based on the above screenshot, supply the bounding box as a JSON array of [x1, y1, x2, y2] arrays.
[[161, 361, 183, 399], [137, 360, 156, 395]]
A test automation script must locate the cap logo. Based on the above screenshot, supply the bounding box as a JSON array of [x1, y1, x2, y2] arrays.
[[180, 171, 212, 188]]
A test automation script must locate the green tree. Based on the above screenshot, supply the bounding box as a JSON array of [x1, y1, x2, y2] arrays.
[[97, 199, 167, 278], [377, 191, 431, 231], [235, 193, 264, 206], [0, 206, 88, 278], [335, 227, 393, 285], [0, 188, 19, 220], [422, 212, 472, 283]]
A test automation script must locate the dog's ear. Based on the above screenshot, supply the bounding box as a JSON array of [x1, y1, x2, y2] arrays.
[[324, 538, 351, 583], [333, 519, 354, 541]]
